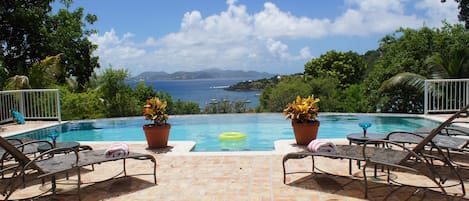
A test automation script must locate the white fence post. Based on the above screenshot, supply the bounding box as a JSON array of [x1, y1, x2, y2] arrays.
[[424, 80, 428, 114]]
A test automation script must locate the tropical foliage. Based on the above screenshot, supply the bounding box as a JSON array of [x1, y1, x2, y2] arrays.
[[5, 75, 30, 90], [365, 23, 469, 113], [259, 23, 469, 114], [259, 76, 313, 112], [29, 54, 62, 89], [60, 87, 105, 120], [0, 0, 99, 91], [143, 97, 169, 126], [304, 50, 366, 89], [283, 95, 320, 123]]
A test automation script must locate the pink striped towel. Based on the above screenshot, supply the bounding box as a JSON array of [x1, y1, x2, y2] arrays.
[[104, 143, 129, 158], [307, 140, 336, 153]]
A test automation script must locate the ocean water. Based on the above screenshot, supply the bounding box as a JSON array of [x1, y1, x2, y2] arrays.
[[128, 79, 261, 108]]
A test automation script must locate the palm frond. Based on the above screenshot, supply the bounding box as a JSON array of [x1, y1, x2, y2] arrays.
[[447, 48, 469, 78], [6, 75, 31, 90], [424, 53, 449, 79], [380, 72, 426, 92]]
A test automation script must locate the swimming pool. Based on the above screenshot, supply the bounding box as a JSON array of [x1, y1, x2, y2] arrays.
[[12, 113, 440, 151]]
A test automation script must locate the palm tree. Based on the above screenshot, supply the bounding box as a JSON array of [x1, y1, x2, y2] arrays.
[[6, 75, 30, 90], [4, 54, 64, 90], [381, 47, 469, 92]]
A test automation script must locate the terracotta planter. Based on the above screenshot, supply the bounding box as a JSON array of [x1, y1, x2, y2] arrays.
[[291, 121, 320, 145], [143, 124, 171, 148]]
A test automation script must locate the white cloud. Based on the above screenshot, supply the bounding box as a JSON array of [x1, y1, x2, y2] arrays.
[[254, 2, 331, 38], [89, 29, 146, 72], [89, 0, 460, 75], [415, 0, 459, 26], [88, 29, 120, 47], [299, 47, 312, 59], [333, 0, 422, 35], [266, 38, 289, 59]]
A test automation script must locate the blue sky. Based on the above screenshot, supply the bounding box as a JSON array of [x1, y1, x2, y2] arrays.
[[56, 0, 460, 76]]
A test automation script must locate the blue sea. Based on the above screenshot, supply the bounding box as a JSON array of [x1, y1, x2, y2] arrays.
[[128, 79, 261, 108]]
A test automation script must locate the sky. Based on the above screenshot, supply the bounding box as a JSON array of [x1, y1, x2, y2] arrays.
[[56, 0, 460, 76]]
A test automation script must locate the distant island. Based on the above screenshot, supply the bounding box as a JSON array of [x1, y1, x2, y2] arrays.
[[128, 68, 275, 81], [225, 75, 283, 91]]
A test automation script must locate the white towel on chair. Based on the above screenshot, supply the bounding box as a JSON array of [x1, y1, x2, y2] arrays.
[[105, 143, 129, 158], [307, 140, 336, 154]]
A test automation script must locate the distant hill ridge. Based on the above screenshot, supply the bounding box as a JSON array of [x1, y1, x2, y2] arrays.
[[128, 68, 275, 81]]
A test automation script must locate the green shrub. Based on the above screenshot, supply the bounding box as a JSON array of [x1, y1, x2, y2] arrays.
[[259, 76, 312, 112], [60, 87, 105, 120], [172, 100, 200, 114]]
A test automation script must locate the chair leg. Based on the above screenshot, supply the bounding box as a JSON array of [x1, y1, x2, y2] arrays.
[[311, 156, 315, 173], [123, 159, 127, 176], [153, 161, 157, 184], [51, 175, 56, 196], [22, 170, 26, 188], [282, 159, 287, 184], [3, 167, 20, 199], [387, 168, 390, 183], [0, 160, 4, 179], [77, 167, 81, 201], [363, 164, 368, 199]]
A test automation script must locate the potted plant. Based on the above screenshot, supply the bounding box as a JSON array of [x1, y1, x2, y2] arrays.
[[142, 97, 171, 148], [283, 95, 320, 145]]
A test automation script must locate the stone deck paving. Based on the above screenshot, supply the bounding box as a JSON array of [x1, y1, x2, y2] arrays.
[[1, 114, 469, 201], [1, 141, 468, 201]]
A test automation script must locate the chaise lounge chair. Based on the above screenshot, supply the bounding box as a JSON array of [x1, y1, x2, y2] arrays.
[[396, 119, 469, 169], [282, 105, 469, 199], [0, 137, 157, 200], [0, 139, 54, 178], [389, 130, 468, 155]]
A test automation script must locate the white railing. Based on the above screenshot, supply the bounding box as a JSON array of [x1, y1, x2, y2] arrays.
[[424, 79, 469, 114], [0, 89, 61, 124]]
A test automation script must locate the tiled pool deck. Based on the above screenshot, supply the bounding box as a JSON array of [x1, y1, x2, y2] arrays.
[[1, 115, 469, 201]]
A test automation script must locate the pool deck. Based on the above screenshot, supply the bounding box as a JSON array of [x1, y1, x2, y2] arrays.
[[1, 114, 469, 200]]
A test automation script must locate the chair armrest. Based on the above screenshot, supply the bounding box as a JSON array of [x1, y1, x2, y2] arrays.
[[78, 145, 93, 152]]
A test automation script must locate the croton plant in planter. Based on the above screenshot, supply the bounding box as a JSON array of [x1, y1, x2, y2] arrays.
[[283, 95, 320, 145], [142, 97, 171, 148]]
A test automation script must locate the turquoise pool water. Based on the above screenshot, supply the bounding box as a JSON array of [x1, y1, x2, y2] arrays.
[[12, 113, 440, 151]]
